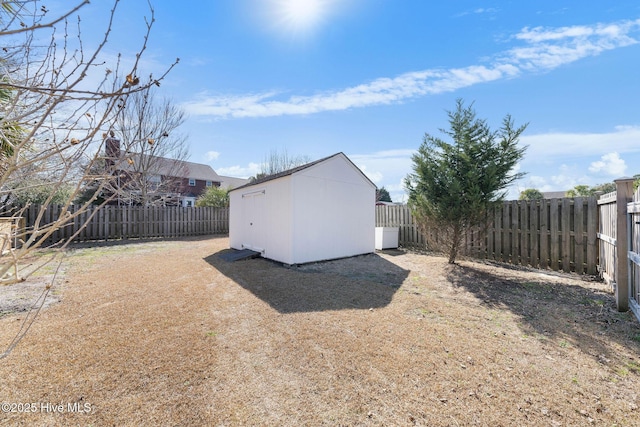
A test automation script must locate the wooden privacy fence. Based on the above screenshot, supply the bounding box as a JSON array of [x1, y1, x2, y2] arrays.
[[629, 188, 640, 319], [376, 198, 599, 275], [597, 178, 640, 319], [5, 205, 229, 245]]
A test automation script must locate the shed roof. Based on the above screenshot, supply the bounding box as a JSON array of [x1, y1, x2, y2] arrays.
[[230, 152, 376, 192]]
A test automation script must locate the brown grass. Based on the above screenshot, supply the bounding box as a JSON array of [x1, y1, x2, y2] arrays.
[[1, 236, 639, 426]]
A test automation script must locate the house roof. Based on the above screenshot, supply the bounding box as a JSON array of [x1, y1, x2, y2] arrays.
[[117, 154, 221, 182], [218, 176, 250, 189], [542, 191, 567, 199], [230, 152, 376, 192], [180, 160, 221, 182]]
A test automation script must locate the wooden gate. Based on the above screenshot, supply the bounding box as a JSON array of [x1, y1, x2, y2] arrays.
[[597, 178, 640, 321], [627, 187, 640, 320], [597, 191, 617, 287]]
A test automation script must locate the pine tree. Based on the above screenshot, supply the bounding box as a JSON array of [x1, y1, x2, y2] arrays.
[[376, 186, 392, 203], [405, 99, 527, 263]]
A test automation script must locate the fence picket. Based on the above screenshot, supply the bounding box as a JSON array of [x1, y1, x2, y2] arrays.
[[530, 201, 539, 268], [587, 196, 598, 275], [521, 201, 529, 266], [511, 200, 519, 264], [561, 198, 571, 272], [574, 198, 585, 274], [549, 200, 560, 270]]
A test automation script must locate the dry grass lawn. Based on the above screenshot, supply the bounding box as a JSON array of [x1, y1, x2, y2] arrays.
[[1, 236, 639, 426]]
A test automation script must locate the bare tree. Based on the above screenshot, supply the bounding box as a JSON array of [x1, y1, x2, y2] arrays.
[[109, 85, 189, 206], [250, 149, 311, 182], [0, 1, 178, 358]]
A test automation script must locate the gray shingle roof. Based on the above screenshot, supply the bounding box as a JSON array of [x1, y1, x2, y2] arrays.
[[117, 154, 221, 182], [542, 191, 567, 199], [218, 176, 250, 189], [230, 152, 376, 192]]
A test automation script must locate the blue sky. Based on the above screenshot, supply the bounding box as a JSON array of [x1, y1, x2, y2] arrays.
[[70, 1, 640, 202]]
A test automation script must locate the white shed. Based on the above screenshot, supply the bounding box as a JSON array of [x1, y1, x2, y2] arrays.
[[229, 152, 376, 265]]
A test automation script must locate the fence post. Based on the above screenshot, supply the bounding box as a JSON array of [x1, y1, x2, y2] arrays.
[[614, 177, 635, 312]]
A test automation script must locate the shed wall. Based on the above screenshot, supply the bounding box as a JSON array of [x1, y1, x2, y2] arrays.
[[291, 158, 375, 264], [229, 177, 293, 263]]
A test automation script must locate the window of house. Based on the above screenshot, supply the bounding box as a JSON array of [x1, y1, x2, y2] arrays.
[[188, 178, 196, 186], [147, 175, 161, 183], [206, 180, 212, 187]]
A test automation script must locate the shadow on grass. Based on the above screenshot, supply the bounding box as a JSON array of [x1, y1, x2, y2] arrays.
[[445, 262, 640, 370], [66, 234, 223, 250], [204, 250, 409, 314]]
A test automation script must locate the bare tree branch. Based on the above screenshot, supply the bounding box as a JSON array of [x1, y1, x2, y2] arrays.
[[0, 1, 89, 36], [0, 0, 179, 358]]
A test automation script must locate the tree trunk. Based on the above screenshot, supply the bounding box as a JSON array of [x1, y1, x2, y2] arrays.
[[448, 223, 461, 264]]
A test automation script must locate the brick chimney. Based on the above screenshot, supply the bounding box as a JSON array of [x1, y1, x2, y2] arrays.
[[105, 137, 121, 164]]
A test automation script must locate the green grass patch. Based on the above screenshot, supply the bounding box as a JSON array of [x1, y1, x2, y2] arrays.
[[558, 339, 570, 349], [626, 361, 640, 374]]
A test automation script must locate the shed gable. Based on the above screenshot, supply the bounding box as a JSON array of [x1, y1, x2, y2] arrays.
[[292, 153, 376, 189]]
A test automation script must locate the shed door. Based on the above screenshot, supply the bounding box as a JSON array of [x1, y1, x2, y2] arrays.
[[242, 190, 266, 253]]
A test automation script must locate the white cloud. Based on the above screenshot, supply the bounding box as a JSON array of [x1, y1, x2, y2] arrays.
[[182, 18, 640, 119], [455, 7, 500, 18], [216, 162, 261, 179], [511, 149, 635, 200], [357, 165, 383, 184], [385, 178, 410, 204], [205, 151, 221, 161], [520, 125, 640, 160], [182, 66, 516, 119], [515, 167, 581, 197], [349, 149, 415, 203], [588, 152, 627, 176], [552, 164, 589, 186]]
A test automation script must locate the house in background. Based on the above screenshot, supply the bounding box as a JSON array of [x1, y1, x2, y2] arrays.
[[167, 159, 222, 207], [229, 152, 376, 265], [218, 176, 250, 190], [542, 191, 567, 199], [105, 137, 241, 207]]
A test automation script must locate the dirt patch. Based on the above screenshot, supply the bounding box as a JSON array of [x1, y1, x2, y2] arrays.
[[0, 252, 66, 318], [0, 278, 61, 317], [0, 236, 639, 426]]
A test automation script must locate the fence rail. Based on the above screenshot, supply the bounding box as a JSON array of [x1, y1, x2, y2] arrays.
[[376, 198, 598, 274], [5, 205, 229, 244]]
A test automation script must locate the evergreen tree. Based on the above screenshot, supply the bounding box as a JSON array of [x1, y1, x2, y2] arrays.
[[405, 99, 527, 263], [376, 186, 392, 203]]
